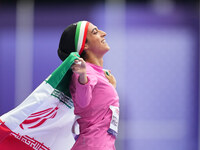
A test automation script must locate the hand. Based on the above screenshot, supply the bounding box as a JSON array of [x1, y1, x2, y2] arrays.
[[71, 57, 88, 84], [104, 70, 116, 88], [71, 57, 86, 75]]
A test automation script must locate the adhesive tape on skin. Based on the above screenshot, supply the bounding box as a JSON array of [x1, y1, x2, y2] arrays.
[[75, 61, 81, 65]]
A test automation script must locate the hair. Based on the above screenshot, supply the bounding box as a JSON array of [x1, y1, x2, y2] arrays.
[[80, 50, 88, 60], [57, 24, 76, 61], [57, 22, 88, 61]]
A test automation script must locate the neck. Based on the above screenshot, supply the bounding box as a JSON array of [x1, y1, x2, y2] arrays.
[[85, 52, 104, 67]]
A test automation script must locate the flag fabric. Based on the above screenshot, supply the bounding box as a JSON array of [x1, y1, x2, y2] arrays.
[[0, 52, 79, 150]]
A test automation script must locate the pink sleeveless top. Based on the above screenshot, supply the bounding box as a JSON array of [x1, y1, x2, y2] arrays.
[[70, 62, 119, 150]]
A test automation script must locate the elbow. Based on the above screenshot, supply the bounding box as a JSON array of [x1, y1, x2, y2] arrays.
[[76, 95, 92, 108]]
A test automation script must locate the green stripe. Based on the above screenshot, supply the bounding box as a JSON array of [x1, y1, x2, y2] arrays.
[[46, 52, 79, 90], [75, 22, 81, 52], [51, 89, 74, 108]]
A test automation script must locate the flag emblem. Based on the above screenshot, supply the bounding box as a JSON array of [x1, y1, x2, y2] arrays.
[[20, 107, 59, 130]]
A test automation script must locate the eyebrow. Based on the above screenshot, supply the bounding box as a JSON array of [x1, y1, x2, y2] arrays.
[[91, 27, 98, 33]]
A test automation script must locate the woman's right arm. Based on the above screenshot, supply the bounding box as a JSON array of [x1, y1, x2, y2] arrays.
[[71, 58, 88, 85], [71, 58, 97, 108]]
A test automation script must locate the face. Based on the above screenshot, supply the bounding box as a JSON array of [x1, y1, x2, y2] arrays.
[[84, 23, 110, 57]]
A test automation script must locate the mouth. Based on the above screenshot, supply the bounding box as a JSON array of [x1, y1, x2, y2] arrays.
[[101, 39, 106, 44]]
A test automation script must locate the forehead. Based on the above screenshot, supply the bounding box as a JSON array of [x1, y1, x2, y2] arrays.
[[88, 23, 97, 32]]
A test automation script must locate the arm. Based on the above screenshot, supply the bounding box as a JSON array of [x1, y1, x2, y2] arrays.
[[71, 58, 88, 85], [71, 58, 97, 108]]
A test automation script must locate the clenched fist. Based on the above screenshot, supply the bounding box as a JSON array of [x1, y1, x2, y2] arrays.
[[71, 57, 88, 85]]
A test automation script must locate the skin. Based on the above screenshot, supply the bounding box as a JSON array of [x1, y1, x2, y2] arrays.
[[71, 23, 116, 88]]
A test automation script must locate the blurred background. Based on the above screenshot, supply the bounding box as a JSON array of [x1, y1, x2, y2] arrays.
[[0, 0, 199, 149]]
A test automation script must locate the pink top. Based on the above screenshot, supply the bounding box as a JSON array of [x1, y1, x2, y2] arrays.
[[70, 62, 119, 150]]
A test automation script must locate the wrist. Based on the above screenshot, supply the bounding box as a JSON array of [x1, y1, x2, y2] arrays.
[[78, 73, 88, 85]]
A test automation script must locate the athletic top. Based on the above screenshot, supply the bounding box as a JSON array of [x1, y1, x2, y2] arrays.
[[70, 62, 119, 150]]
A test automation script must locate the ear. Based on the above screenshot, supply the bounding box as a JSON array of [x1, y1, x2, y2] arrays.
[[84, 43, 89, 50]]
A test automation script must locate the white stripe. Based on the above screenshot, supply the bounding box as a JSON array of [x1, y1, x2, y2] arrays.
[[0, 81, 76, 149], [1, 82, 54, 130], [77, 21, 87, 53]]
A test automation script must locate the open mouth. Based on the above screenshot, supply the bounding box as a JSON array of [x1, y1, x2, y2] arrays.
[[101, 39, 106, 43]]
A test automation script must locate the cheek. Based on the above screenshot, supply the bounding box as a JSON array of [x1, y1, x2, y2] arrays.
[[90, 38, 101, 48]]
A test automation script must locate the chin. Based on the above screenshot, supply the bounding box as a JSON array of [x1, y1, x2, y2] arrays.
[[101, 48, 110, 56], [104, 48, 110, 54], [106, 45, 110, 51], [104, 48, 110, 53]]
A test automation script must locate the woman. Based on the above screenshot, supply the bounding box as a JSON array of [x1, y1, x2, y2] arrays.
[[58, 21, 119, 150]]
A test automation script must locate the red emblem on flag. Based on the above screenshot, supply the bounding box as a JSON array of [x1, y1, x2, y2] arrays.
[[20, 107, 59, 130]]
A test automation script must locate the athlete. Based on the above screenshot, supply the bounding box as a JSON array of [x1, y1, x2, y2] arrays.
[[58, 21, 119, 150]]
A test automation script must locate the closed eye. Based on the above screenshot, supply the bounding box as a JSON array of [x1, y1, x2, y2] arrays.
[[91, 28, 98, 34]]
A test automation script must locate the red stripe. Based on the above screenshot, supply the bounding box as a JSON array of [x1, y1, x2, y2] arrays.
[[0, 120, 11, 143], [79, 22, 89, 55], [24, 107, 56, 122], [0, 120, 49, 149], [0, 120, 33, 150], [28, 118, 48, 129], [0, 135, 33, 150], [50, 112, 57, 118], [29, 107, 53, 117]]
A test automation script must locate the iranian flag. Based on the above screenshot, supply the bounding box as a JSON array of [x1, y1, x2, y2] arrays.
[[0, 52, 79, 150]]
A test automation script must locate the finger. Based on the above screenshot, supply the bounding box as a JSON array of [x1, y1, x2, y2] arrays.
[[78, 57, 84, 63], [104, 71, 110, 77], [73, 59, 82, 65], [74, 59, 81, 63], [74, 54, 80, 59], [74, 60, 82, 65], [104, 70, 107, 75], [105, 71, 110, 76], [74, 54, 84, 62], [71, 62, 78, 68], [71, 63, 80, 70]]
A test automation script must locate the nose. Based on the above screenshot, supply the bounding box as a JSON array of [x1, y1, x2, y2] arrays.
[[100, 30, 106, 37]]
